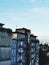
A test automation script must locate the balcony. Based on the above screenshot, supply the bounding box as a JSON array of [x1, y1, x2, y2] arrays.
[[30, 48, 35, 54], [17, 56, 26, 63], [30, 49, 34, 53], [17, 48, 24, 53], [17, 42, 26, 48], [30, 54, 35, 59], [30, 43, 35, 47], [17, 62, 26, 65]]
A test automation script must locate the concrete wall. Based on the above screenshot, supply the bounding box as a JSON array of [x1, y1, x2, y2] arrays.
[[0, 48, 11, 61], [0, 60, 11, 65], [0, 32, 12, 65], [0, 36, 11, 47]]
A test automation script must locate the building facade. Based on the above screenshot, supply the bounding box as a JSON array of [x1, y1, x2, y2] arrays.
[[0, 23, 12, 65], [12, 28, 39, 65], [30, 34, 39, 65], [12, 28, 30, 65], [0, 23, 39, 65]]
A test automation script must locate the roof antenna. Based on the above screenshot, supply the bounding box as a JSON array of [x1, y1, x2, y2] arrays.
[[16, 25, 18, 29]]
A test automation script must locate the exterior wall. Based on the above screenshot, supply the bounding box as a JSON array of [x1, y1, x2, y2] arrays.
[[30, 42, 36, 65], [12, 30, 30, 65], [35, 43, 39, 65], [12, 28, 39, 65], [0, 31, 12, 65], [0, 32, 11, 47], [30, 35, 39, 65], [11, 40, 17, 65], [0, 47, 11, 61], [17, 41, 27, 65], [17, 33, 27, 65], [0, 60, 11, 65]]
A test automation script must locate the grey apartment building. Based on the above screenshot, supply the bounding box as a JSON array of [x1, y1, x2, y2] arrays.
[[0, 23, 12, 65], [0, 23, 39, 65], [12, 28, 30, 65], [30, 34, 39, 65], [12, 28, 39, 65]]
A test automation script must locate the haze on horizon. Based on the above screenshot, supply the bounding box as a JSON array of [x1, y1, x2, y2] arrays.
[[0, 0, 49, 39]]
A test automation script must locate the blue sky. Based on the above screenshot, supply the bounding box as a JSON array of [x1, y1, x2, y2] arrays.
[[0, 0, 49, 38]]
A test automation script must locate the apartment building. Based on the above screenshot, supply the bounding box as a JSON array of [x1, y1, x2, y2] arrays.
[[0, 23, 12, 65], [0, 23, 39, 65], [12, 28, 30, 65], [12, 28, 39, 65], [30, 34, 39, 65]]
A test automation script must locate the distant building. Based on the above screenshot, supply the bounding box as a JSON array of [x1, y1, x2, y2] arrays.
[[39, 44, 49, 65], [0, 23, 12, 65], [30, 34, 39, 65], [40, 44, 49, 54]]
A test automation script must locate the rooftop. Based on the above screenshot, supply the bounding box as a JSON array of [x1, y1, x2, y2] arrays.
[[16, 28, 31, 34], [30, 34, 37, 38], [0, 23, 4, 27], [0, 23, 12, 34]]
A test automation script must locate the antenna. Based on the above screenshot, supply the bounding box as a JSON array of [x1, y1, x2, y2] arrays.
[[16, 25, 17, 29], [16, 24, 18, 29]]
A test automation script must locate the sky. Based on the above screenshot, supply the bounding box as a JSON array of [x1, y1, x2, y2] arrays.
[[0, 0, 49, 39]]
